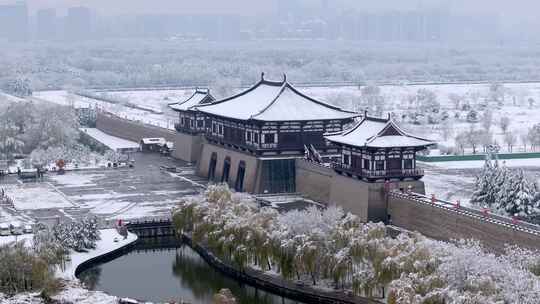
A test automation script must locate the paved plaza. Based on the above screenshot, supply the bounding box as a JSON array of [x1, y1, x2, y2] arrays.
[[0, 153, 207, 226]]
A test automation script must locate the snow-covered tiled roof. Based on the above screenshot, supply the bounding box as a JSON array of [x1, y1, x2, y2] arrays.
[[169, 88, 215, 112], [325, 115, 435, 148], [196, 75, 358, 122]]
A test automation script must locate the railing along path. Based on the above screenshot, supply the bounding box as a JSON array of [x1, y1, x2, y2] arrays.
[[389, 190, 540, 237]]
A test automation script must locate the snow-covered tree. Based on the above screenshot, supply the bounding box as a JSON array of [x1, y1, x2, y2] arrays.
[[505, 170, 539, 217], [471, 156, 540, 219], [466, 109, 479, 123], [173, 185, 540, 302], [3, 76, 32, 97], [52, 217, 101, 252]]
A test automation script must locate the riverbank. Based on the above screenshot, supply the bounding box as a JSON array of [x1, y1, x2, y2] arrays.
[[0, 229, 138, 304], [182, 234, 382, 304], [60, 228, 138, 280]]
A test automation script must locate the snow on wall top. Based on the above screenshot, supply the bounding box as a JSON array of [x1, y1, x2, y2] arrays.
[[81, 128, 140, 152], [325, 116, 435, 148], [169, 89, 215, 112], [196, 77, 359, 122]]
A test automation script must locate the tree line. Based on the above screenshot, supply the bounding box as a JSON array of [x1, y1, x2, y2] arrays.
[[173, 184, 540, 303], [470, 154, 540, 219]]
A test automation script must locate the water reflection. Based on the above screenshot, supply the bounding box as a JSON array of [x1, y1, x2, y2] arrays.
[[78, 237, 303, 304]]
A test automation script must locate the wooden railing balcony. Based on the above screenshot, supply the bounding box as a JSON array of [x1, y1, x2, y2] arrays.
[[174, 123, 199, 135], [205, 134, 309, 155], [332, 163, 424, 180]]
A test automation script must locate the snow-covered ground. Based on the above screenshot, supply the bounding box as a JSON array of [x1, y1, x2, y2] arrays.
[[4, 183, 75, 211], [0, 233, 33, 247], [304, 82, 540, 152], [0, 229, 137, 304], [103, 89, 191, 113], [34, 81, 540, 154], [0, 283, 119, 304], [81, 128, 140, 152], [60, 228, 137, 280], [0, 92, 25, 103], [421, 158, 540, 207], [33, 90, 176, 129]]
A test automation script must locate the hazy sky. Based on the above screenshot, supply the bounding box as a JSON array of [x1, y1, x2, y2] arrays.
[[17, 0, 540, 19]]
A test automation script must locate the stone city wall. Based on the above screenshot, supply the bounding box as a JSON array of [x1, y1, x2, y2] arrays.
[[96, 112, 202, 163], [197, 142, 262, 193], [295, 159, 425, 222], [388, 192, 540, 253], [295, 159, 334, 203]]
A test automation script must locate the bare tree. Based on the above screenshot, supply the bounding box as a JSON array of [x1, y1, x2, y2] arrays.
[[481, 109, 493, 132], [521, 133, 530, 152], [441, 120, 453, 141], [504, 132, 517, 152], [479, 130, 493, 153], [489, 82, 505, 105], [455, 132, 468, 155], [529, 124, 540, 151], [466, 127, 482, 154], [448, 93, 462, 110], [361, 85, 383, 114], [417, 89, 440, 114], [499, 116, 511, 134]]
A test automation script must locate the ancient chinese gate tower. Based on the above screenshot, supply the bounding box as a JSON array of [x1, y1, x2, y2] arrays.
[[195, 74, 358, 193]]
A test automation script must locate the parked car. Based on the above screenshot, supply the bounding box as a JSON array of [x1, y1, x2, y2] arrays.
[[23, 224, 33, 234], [0, 223, 10, 236], [10, 221, 23, 235]]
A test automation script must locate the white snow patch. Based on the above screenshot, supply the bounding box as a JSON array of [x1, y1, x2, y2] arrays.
[[5, 184, 75, 210], [80, 128, 140, 152], [60, 228, 137, 280], [50, 173, 105, 187]]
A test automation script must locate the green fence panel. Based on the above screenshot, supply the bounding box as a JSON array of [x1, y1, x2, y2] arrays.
[[418, 152, 540, 162]]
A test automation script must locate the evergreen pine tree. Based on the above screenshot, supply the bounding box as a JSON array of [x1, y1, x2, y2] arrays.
[[470, 158, 494, 207], [497, 169, 517, 215], [506, 170, 535, 217], [493, 164, 509, 208]]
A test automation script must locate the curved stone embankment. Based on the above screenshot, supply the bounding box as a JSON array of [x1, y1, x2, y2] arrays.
[[60, 228, 138, 280], [181, 234, 382, 304]]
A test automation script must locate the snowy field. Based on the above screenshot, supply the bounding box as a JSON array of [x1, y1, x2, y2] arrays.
[[303, 82, 540, 152], [421, 160, 540, 206], [80, 128, 140, 152], [33, 90, 176, 129], [103, 89, 192, 113], [0, 92, 25, 103], [34, 81, 540, 153]]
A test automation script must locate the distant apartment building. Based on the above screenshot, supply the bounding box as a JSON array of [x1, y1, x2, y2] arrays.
[[64, 6, 92, 41], [36, 8, 57, 40], [0, 0, 28, 41]]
